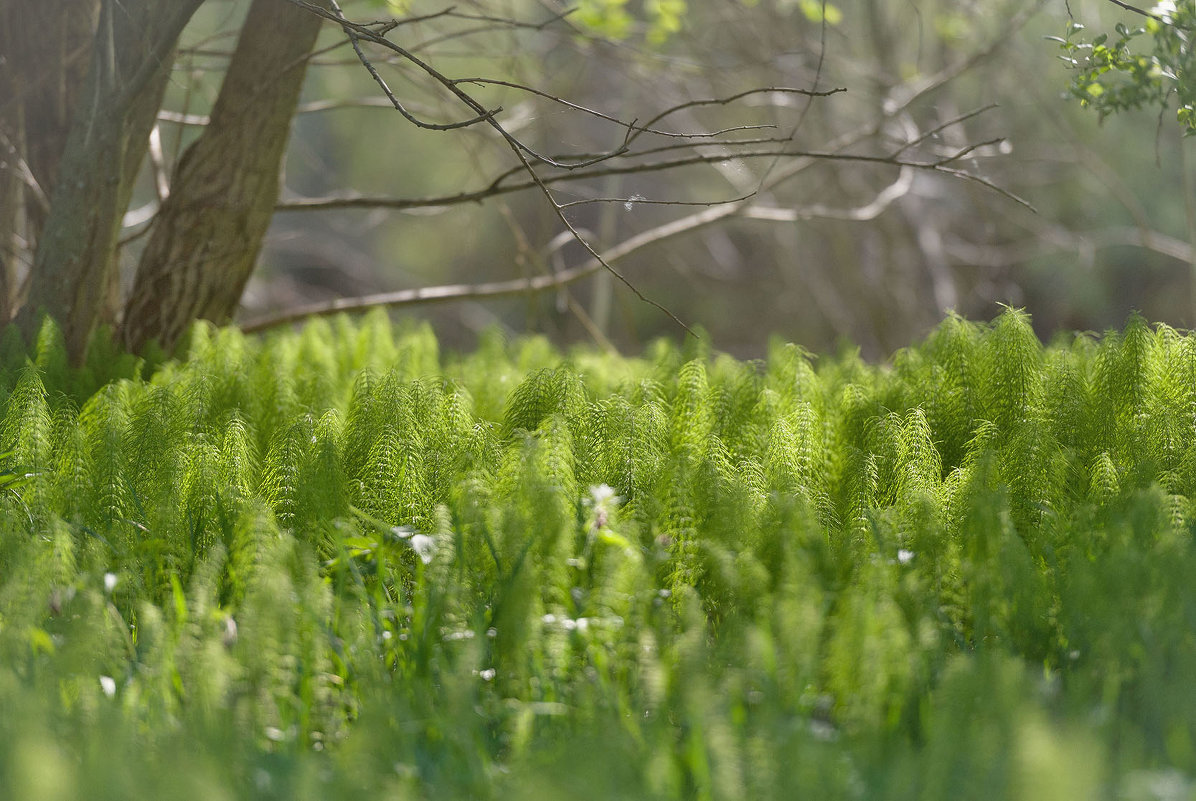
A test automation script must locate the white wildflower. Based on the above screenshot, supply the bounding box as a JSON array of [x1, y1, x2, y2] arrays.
[[897, 549, 915, 565], [103, 572, 118, 594], [99, 675, 116, 697], [409, 534, 436, 564], [1153, 1, 1177, 19], [589, 484, 620, 506], [221, 615, 238, 648]]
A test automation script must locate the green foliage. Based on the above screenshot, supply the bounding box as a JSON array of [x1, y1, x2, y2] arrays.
[[5, 309, 1196, 797], [735, 0, 843, 25], [575, 0, 688, 43], [1054, 3, 1196, 133]]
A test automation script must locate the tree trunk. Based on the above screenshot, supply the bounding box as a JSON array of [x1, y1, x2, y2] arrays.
[[0, 0, 100, 322], [0, 103, 23, 325], [16, 0, 203, 362], [121, 0, 328, 354]]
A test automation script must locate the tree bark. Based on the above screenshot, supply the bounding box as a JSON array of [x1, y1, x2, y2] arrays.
[[0, 0, 100, 322], [121, 0, 329, 354], [16, 0, 203, 362]]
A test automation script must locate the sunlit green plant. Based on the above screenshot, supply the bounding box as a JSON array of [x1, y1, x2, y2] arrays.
[[1, 309, 1195, 798], [1054, 1, 1196, 132]]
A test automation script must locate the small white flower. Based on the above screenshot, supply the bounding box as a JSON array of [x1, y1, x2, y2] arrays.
[[104, 573, 118, 594], [409, 534, 436, 564], [221, 615, 238, 648], [478, 668, 496, 681], [589, 484, 620, 505], [99, 675, 116, 697], [897, 549, 915, 565], [1153, 1, 1177, 19]]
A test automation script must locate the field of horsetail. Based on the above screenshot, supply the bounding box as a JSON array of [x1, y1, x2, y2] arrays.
[[0, 308, 1193, 799]]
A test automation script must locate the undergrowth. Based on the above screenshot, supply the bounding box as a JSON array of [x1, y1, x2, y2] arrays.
[[1, 308, 1194, 799]]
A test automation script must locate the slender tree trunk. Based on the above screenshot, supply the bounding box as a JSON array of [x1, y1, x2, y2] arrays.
[[0, 0, 100, 323], [121, 0, 328, 354], [0, 105, 23, 325], [16, 0, 202, 362]]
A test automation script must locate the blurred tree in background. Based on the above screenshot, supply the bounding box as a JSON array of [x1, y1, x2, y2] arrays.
[[3, 0, 1194, 361], [258, 0, 1196, 356]]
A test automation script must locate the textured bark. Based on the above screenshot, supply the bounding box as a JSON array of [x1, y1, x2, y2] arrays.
[[0, 102, 23, 325], [17, 0, 203, 362], [0, 0, 100, 321], [121, 0, 329, 354]]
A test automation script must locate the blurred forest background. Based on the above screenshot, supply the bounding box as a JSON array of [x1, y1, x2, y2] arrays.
[[125, 0, 1196, 359]]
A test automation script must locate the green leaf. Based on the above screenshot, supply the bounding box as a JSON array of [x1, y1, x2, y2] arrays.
[[799, 0, 842, 25]]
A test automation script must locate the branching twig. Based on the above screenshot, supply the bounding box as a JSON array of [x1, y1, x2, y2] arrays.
[[254, 0, 1034, 336], [244, 164, 930, 333], [300, 0, 628, 169], [327, 1, 501, 131], [1104, 0, 1169, 22], [448, 77, 781, 140], [943, 225, 1194, 266], [743, 167, 913, 222], [557, 192, 757, 209], [277, 145, 1032, 212], [891, 104, 999, 158], [242, 200, 742, 334]]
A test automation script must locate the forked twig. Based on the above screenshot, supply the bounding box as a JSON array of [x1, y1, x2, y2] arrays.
[[253, 0, 1033, 336]]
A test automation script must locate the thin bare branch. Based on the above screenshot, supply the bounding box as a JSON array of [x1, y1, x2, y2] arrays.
[[932, 165, 1036, 212], [327, 1, 501, 131], [241, 201, 740, 334], [891, 104, 1000, 158], [0, 131, 50, 216], [743, 167, 913, 222], [292, 0, 616, 169], [449, 77, 778, 139], [945, 225, 1194, 267], [1104, 0, 1169, 22], [276, 145, 1029, 212], [629, 87, 845, 147], [929, 137, 1009, 167], [254, 0, 1036, 337], [884, 0, 1046, 114], [244, 163, 928, 334], [407, 6, 576, 52], [147, 123, 170, 201], [557, 192, 757, 209]]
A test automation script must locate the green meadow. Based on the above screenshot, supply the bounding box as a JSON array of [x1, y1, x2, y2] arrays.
[[1, 308, 1194, 799]]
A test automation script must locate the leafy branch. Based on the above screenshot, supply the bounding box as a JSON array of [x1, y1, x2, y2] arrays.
[[1055, 1, 1196, 132]]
